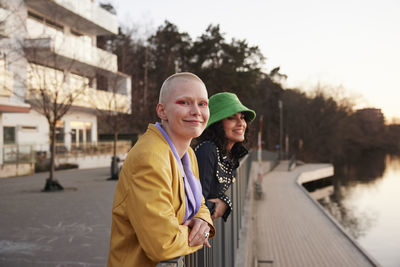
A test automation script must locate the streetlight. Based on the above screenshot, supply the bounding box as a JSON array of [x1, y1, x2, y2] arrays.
[[278, 100, 283, 160]]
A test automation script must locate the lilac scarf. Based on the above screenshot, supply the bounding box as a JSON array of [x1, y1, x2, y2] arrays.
[[155, 123, 202, 223]]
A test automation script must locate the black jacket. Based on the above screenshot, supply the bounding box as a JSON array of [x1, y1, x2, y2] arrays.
[[195, 141, 245, 221]]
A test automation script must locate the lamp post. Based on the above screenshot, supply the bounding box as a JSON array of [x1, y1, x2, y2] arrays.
[[279, 100, 283, 160], [255, 115, 264, 199], [257, 115, 263, 163]]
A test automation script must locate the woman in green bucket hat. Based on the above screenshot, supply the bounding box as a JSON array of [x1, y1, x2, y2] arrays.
[[194, 92, 256, 221]]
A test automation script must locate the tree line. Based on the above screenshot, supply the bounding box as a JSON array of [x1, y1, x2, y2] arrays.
[[100, 17, 400, 166]]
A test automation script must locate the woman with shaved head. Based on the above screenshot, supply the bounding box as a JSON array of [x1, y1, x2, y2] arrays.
[[107, 73, 215, 267]]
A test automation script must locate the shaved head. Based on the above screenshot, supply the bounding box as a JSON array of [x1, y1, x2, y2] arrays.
[[158, 72, 205, 104], [156, 72, 209, 150]]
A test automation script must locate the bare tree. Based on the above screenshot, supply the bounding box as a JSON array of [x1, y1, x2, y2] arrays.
[[26, 59, 88, 190], [93, 72, 130, 179]]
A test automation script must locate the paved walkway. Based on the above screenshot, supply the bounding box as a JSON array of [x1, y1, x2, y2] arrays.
[[255, 163, 379, 267], [0, 168, 116, 267]]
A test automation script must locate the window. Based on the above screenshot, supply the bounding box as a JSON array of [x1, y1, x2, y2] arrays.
[[71, 129, 77, 144], [96, 73, 108, 91], [55, 121, 64, 143], [55, 127, 64, 143], [70, 121, 92, 144], [45, 19, 63, 31], [28, 10, 64, 32], [71, 29, 83, 37], [86, 128, 92, 142], [4, 126, 16, 144], [28, 11, 44, 22], [79, 129, 84, 143]]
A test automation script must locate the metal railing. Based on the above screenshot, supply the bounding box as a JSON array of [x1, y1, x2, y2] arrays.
[[2, 141, 131, 164], [2, 144, 35, 164], [157, 152, 254, 267], [47, 141, 132, 157]]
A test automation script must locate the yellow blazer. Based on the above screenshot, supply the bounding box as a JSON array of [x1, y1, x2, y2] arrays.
[[107, 124, 215, 267]]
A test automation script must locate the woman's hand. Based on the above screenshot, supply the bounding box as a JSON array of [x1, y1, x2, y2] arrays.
[[183, 218, 211, 248], [208, 198, 228, 220]]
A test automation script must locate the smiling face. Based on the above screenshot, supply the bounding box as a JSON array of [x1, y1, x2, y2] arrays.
[[157, 76, 209, 145], [222, 112, 247, 151]]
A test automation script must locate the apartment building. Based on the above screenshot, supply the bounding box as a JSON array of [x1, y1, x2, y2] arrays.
[[0, 0, 131, 176]]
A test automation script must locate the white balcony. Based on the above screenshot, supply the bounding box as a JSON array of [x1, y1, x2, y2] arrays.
[[25, 0, 118, 35], [27, 74, 131, 114], [75, 87, 131, 114], [24, 35, 118, 75]]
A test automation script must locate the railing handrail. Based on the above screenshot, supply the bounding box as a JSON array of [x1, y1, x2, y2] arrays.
[[152, 150, 279, 266], [182, 151, 254, 267]]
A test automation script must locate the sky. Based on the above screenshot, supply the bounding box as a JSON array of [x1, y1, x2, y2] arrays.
[[106, 0, 400, 120]]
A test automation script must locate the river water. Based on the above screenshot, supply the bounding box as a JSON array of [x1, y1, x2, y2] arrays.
[[304, 153, 400, 267]]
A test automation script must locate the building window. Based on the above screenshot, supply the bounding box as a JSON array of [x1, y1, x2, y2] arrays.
[[4, 126, 16, 144], [45, 19, 63, 31], [55, 128, 64, 143], [86, 128, 92, 142], [96, 73, 108, 91], [70, 121, 92, 145], [27, 10, 64, 32], [71, 129, 77, 144], [55, 128, 64, 142], [79, 129, 84, 143], [71, 29, 83, 37], [27, 11, 44, 22], [55, 120, 64, 143]]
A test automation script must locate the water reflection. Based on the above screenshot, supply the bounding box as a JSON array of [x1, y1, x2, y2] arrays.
[[303, 152, 400, 267], [335, 150, 386, 185]]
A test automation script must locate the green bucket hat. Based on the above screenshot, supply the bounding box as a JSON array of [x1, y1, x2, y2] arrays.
[[207, 92, 256, 128]]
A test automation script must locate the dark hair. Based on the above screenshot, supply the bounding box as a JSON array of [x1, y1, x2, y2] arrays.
[[195, 119, 249, 162]]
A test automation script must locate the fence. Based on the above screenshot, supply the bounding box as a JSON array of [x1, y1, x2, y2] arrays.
[[2, 144, 35, 164], [1, 144, 36, 178], [157, 151, 256, 267], [34, 140, 133, 158]]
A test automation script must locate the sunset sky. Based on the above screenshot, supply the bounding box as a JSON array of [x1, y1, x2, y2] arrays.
[[107, 0, 400, 120]]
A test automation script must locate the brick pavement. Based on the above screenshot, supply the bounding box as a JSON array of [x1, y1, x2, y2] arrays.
[[0, 168, 116, 267]]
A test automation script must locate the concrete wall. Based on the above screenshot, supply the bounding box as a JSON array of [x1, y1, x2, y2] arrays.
[[0, 163, 34, 178], [296, 164, 334, 184]]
